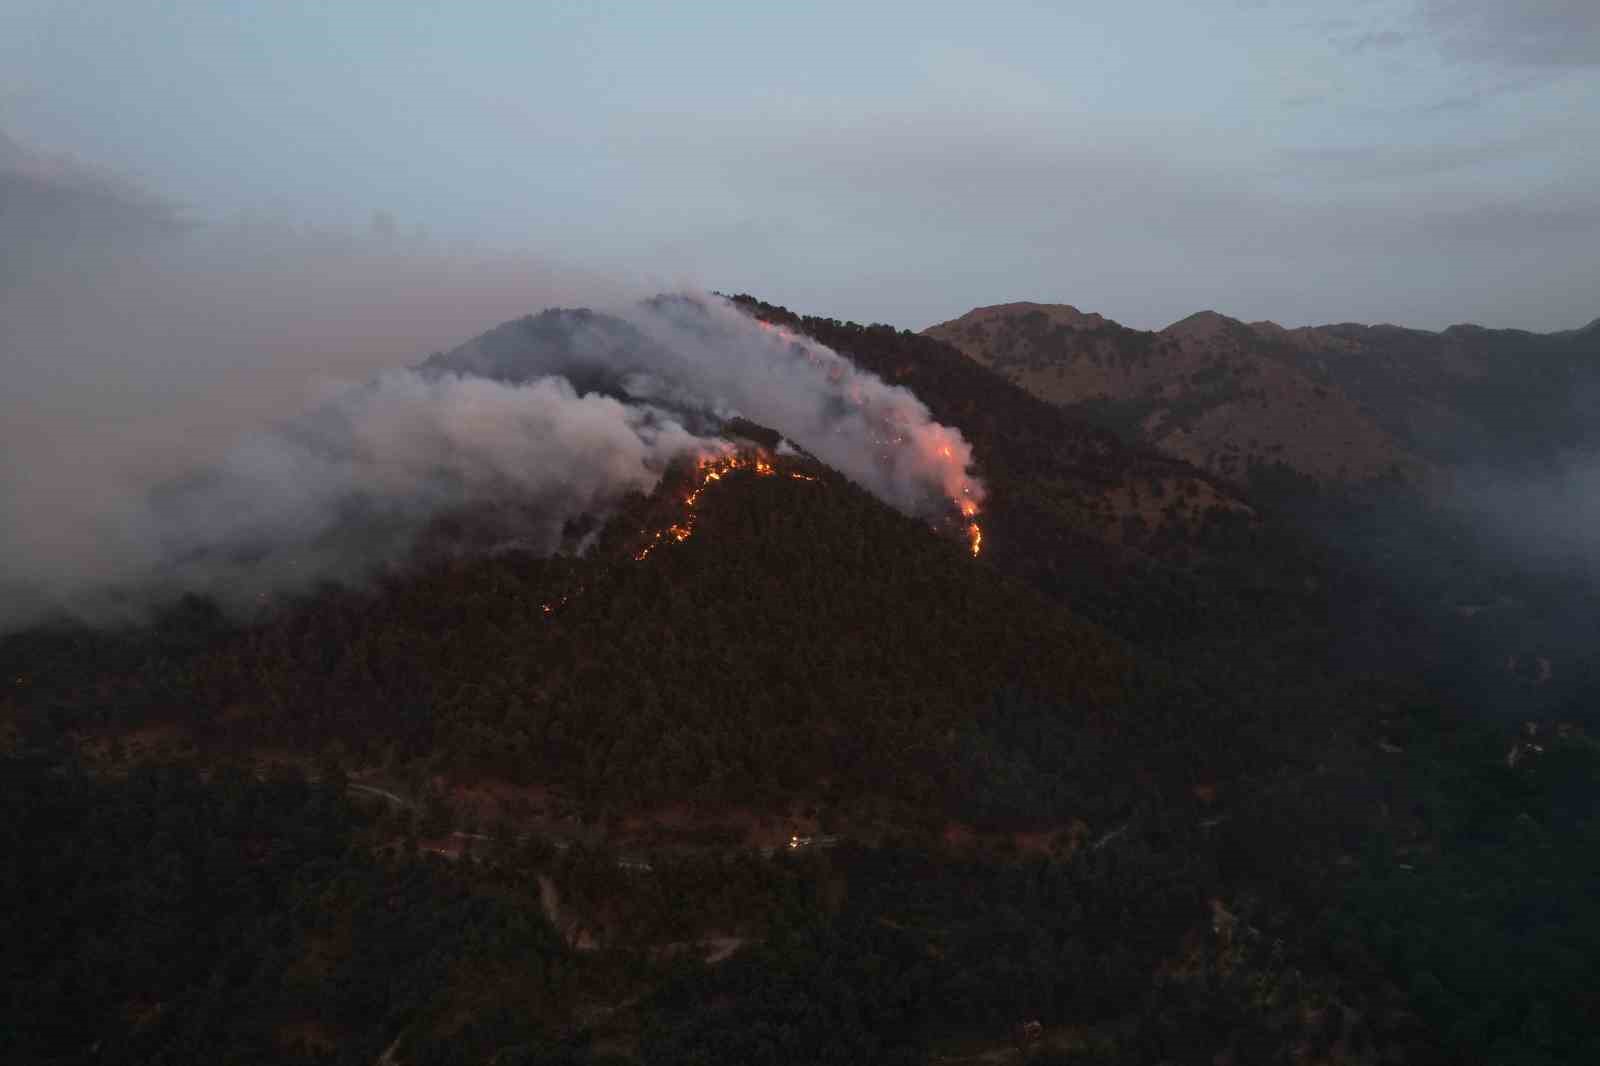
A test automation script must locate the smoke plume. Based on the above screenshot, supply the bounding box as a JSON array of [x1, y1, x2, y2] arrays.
[[0, 148, 982, 630]]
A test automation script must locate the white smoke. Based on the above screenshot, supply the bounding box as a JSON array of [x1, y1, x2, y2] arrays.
[[138, 371, 727, 599], [628, 299, 984, 518], [0, 159, 983, 630], [424, 295, 986, 517]]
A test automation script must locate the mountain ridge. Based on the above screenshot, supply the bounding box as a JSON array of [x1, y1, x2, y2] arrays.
[[6, 293, 1585, 1065], [926, 301, 1420, 486], [926, 299, 1600, 484]]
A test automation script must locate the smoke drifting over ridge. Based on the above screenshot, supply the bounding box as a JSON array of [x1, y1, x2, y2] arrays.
[[426, 296, 984, 516], [0, 167, 983, 630]]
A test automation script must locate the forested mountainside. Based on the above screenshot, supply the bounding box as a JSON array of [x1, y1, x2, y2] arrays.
[[7, 444, 1135, 819], [4, 297, 1598, 1065]]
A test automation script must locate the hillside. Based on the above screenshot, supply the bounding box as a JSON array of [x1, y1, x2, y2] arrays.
[[926, 302, 1423, 487], [727, 296, 1366, 672], [927, 301, 1600, 487], [3, 434, 1139, 820], [725, 297, 1257, 560], [1260, 317, 1600, 467], [0, 427, 1429, 1066], [6, 296, 1597, 1065]]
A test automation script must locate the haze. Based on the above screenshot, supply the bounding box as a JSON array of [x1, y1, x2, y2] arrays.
[[4, 0, 1597, 332]]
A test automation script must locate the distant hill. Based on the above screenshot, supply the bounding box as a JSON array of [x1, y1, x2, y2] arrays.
[[1259, 317, 1600, 468], [926, 301, 1600, 484], [926, 302, 1422, 486]]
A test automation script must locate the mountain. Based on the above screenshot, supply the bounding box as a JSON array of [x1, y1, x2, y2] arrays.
[[4, 299, 1154, 818], [927, 301, 1600, 485], [727, 296, 1255, 558], [727, 295, 1362, 683], [925, 302, 1423, 486], [1260, 317, 1600, 467], [104, 442, 1134, 817], [7, 296, 1597, 1065]]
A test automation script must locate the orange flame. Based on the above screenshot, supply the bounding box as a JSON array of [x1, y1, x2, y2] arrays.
[[756, 314, 985, 556], [633, 448, 793, 561]]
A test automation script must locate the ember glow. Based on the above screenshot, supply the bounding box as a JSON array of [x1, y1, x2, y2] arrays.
[[546, 437, 978, 620], [753, 317, 986, 556], [956, 493, 983, 556], [634, 448, 784, 561], [629, 438, 984, 562]]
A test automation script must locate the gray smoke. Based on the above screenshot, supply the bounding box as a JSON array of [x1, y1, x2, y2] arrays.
[[425, 296, 985, 516], [0, 145, 982, 631]]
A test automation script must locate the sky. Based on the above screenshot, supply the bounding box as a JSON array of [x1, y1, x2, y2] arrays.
[[2, 0, 1598, 331]]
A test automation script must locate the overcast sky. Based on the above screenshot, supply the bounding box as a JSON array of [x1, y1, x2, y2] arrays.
[[3, 0, 1597, 331]]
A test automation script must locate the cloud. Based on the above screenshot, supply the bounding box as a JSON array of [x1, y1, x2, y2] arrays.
[[1335, 28, 1417, 54], [1419, 73, 1546, 113], [1275, 131, 1563, 182], [0, 138, 190, 287], [1412, 197, 1600, 247], [0, 128, 24, 166], [1421, 0, 1600, 68]]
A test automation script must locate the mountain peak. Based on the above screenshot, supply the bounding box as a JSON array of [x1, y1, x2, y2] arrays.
[[1160, 310, 1248, 340], [929, 301, 1113, 333]]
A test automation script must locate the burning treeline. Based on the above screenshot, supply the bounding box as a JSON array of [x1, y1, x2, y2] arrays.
[[751, 317, 985, 556], [633, 449, 788, 561], [0, 292, 990, 632], [544, 440, 982, 615], [633, 443, 982, 565]]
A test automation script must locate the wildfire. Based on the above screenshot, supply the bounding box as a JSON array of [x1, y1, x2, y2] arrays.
[[754, 313, 986, 556], [634, 449, 784, 561], [541, 583, 585, 616], [956, 490, 984, 556]]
